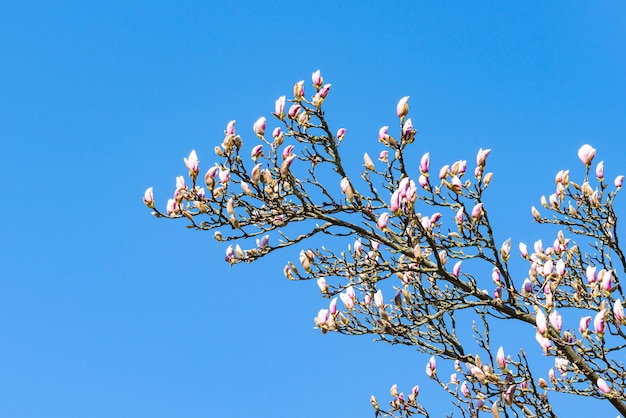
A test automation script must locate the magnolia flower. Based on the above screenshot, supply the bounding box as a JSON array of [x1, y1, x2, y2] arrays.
[[340, 289, 355, 309], [455, 207, 464, 225], [450, 175, 462, 193], [536, 308, 547, 335], [317, 277, 328, 293], [418, 175, 428, 189], [378, 150, 389, 162], [460, 381, 470, 397], [253, 117, 266, 138], [597, 378, 611, 394], [312, 70, 323, 88], [272, 127, 283, 143], [585, 265, 597, 283], [287, 104, 301, 119], [531, 206, 541, 220], [549, 309, 563, 332], [615, 175, 625, 189], [439, 164, 450, 179], [143, 187, 154, 208], [274, 96, 286, 119], [499, 238, 512, 261], [374, 289, 384, 308], [184, 150, 199, 178], [336, 128, 347, 142], [469, 365, 486, 382], [251, 144, 264, 162], [471, 203, 484, 220], [596, 161, 604, 180], [293, 80, 304, 100], [577, 144, 596, 166], [315, 309, 329, 326], [378, 126, 389, 142], [256, 235, 269, 249], [496, 346, 506, 370], [225, 120, 236, 135], [519, 242, 528, 258], [535, 332, 551, 353], [579, 316, 592, 334], [175, 175, 186, 191], [329, 297, 338, 315], [280, 155, 296, 177], [426, 356, 436, 378], [224, 245, 235, 262], [402, 118, 413, 138], [396, 96, 409, 118], [420, 153, 430, 173], [614, 299, 624, 325], [521, 278, 533, 295], [317, 83, 331, 99], [476, 148, 491, 166], [218, 168, 230, 184], [594, 309, 606, 337], [377, 212, 390, 230], [340, 177, 354, 201]]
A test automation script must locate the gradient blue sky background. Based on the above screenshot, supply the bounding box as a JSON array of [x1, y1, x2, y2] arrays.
[[2, 2, 626, 417]]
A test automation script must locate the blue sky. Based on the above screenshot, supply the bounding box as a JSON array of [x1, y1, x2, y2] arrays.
[[2, 2, 626, 417]]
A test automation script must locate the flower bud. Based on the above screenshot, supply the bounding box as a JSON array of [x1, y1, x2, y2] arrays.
[[615, 175, 624, 189]]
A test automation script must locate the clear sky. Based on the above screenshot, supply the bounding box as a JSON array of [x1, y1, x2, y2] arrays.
[[2, 2, 626, 417]]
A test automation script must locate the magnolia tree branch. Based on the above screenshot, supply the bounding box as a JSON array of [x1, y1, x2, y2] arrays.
[[145, 70, 626, 417]]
